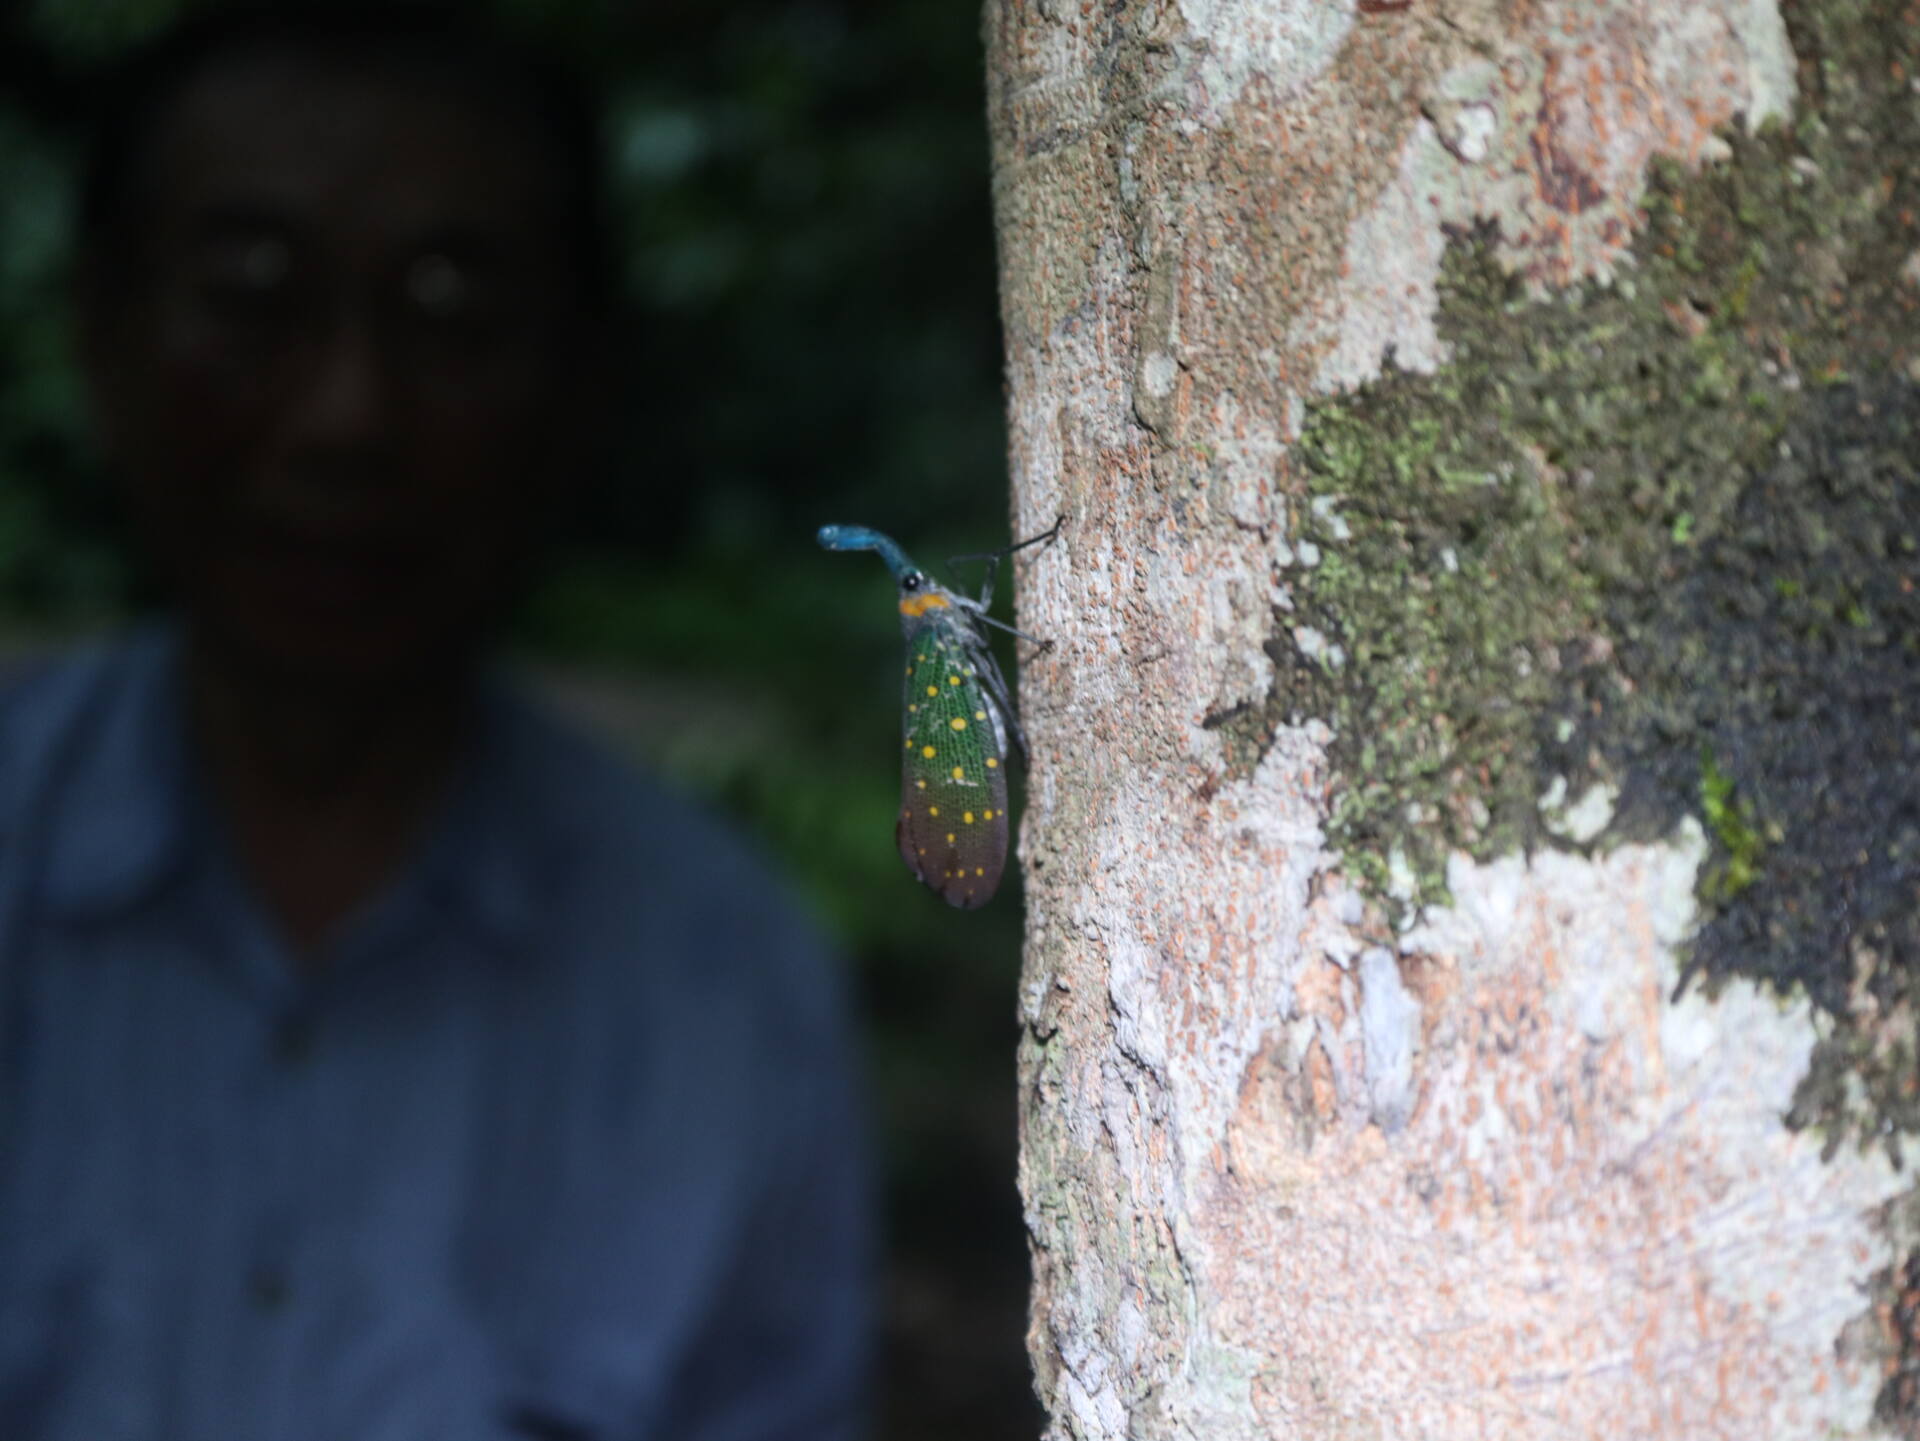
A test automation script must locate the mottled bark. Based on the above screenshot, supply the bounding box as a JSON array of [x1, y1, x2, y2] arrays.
[[989, 1, 1920, 1436]]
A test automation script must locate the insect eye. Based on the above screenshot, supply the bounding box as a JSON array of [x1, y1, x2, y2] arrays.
[[902, 573, 923, 592]]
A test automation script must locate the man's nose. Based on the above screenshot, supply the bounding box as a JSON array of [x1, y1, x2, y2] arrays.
[[287, 312, 394, 454]]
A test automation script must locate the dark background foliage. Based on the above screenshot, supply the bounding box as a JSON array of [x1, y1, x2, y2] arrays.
[[0, 1, 1037, 1434]]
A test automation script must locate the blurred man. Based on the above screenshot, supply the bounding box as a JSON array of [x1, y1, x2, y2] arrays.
[[0, 6, 871, 1437]]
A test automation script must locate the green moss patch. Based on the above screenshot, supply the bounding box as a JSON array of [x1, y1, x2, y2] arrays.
[[1252, 0, 1920, 1155]]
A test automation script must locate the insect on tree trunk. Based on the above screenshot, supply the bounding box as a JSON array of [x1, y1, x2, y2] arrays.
[[988, 0, 1920, 1436]]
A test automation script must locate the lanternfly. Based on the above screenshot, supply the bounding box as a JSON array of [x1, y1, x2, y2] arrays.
[[816, 520, 1058, 907]]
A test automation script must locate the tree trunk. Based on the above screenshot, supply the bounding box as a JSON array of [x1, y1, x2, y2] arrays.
[[988, 1, 1920, 1436]]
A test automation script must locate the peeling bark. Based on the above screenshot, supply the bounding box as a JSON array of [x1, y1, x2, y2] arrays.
[[989, 0, 1920, 1436]]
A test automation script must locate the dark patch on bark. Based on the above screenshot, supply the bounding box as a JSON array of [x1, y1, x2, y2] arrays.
[[1879, 1249, 1920, 1429], [1529, 126, 1608, 215], [1600, 380, 1919, 1013]]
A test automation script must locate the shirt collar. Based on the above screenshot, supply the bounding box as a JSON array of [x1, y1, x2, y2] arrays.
[[41, 626, 551, 955], [410, 676, 549, 955], [40, 625, 195, 919]]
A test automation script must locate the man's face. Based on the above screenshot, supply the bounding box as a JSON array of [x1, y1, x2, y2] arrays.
[[87, 51, 591, 688]]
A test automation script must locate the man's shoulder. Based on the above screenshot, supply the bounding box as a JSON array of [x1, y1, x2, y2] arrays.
[[493, 678, 753, 883], [0, 637, 115, 715], [491, 676, 836, 990], [0, 644, 60, 699], [491, 681, 851, 1078], [0, 637, 132, 825]]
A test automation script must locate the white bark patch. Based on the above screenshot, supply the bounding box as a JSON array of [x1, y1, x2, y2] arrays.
[[1150, 827, 1908, 1439], [1721, 0, 1799, 126], [1127, 735, 1326, 1199], [1140, 350, 1179, 398], [1296, 118, 1454, 387], [1308, 0, 1799, 389], [1357, 946, 1419, 1132], [1291, 624, 1342, 671], [1169, 0, 1353, 117], [1437, 101, 1497, 164], [1542, 780, 1617, 844]]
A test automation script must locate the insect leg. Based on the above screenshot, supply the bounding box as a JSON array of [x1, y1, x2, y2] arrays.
[[969, 610, 1051, 649], [947, 514, 1064, 609]]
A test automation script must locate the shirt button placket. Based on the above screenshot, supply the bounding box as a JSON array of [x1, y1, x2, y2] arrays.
[[273, 1008, 317, 1069], [247, 1002, 316, 1336]]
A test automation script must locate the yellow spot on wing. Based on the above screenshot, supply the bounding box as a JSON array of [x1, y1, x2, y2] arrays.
[[922, 744, 936, 758], [986, 757, 998, 769], [915, 779, 926, 790], [951, 766, 964, 781], [928, 806, 939, 816], [926, 684, 938, 696], [975, 710, 986, 721], [963, 811, 974, 824], [948, 675, 961, 686], [950, 717, 967, 731], [946, 832, 956, 843]]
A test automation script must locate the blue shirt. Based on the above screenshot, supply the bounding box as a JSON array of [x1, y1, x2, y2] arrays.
[[0, 628, 871, 1440]]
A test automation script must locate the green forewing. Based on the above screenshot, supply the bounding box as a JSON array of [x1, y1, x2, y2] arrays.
[[897, 607, 1011, 908]]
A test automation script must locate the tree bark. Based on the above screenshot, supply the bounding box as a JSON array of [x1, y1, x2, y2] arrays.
[[988, 1, 1920, 1436]]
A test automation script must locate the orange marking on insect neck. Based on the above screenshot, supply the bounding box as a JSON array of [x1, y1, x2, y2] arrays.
[[899, 592, 951, 618]]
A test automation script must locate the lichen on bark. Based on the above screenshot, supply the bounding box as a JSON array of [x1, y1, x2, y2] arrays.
[[1265, 0, 1920, 1159]]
